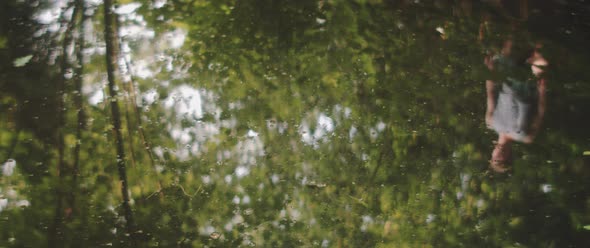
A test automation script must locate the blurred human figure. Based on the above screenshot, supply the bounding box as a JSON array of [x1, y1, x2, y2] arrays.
[[485, 40, 547, 173]]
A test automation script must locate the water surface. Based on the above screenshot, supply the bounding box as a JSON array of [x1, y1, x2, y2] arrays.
[[1, 0, 590, 247]]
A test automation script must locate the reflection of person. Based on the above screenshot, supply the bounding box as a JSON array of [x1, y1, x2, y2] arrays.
[[484, 39, 547, 173]]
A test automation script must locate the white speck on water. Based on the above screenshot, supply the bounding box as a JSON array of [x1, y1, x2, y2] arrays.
[[246, 130, 258, 138], [456, 191, 463, 200], [0, 198, 8, 212], [271, 174, 280, 184], [235, 166, 249, 178], [232, 195, 240, 204], [541, 184, 553, 193], [201, 175, 211, 184], [476, 199, 485, 208], [242, 195, 251, 205]]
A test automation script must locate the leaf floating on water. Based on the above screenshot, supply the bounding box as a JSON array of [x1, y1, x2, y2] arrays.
[[583, 151, 590, 156], [13, 55, 33, 67], [584, 225, 590, 230]]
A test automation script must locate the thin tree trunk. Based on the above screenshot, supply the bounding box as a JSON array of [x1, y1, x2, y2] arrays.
[[70, 0, 88, 216], [103, 0, 137, 242], [520, 0, 529, 20], [115, 14, 156, 169], [113, 13, 138, 169], [124, 100, 138, 168], [49, 2, 80, 247]]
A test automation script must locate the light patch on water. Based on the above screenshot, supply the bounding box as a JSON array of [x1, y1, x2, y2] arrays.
[[476, 199, 485, 208], [460, 173, 471, 191], [35, 10, 59, 25], [456, 191, 464, 200], [344, 107, 352, 118], [246, 130, 258, 138], [133, 60, 155, 79], [164, 29, 187, 49], [541, 184, 553, 193], [289, 208, 301, 220], [12, 55, 33, 68], [88, 89, 104, 105], [242, 195, 251, 205], [164, 85, 203, 119], [235, 132, 264, 167], [224, 222, 233, 232], [361, 215, 374, 232], [201, 175, 211, 185], [426, 214, 436, 223], [2, 159, 16, 176], [232, 195, 240, 204], [199, 225, 216, 236], [86, 0, 104, 6], [235, 166, 249, 178], [153, 0, 167, 8], [115, 3, 142, 15], [170, 129, 191, 144], [34, 0, 68, 25], [119, 25, 155, 40], [0, 199, 7, 212], [299, 113, 336, 147], [224, 175, 232, 184], [232, 214, 244, 224], [152, 146, 164, 159], [271, 174, 280, 184], [369, 127, 378, 139], [16, 200, 30, 207], [376, 121, 386, 132], [349, 126, 357, 140], [142, 90, 159, 105], [318, 113, 334, 132]]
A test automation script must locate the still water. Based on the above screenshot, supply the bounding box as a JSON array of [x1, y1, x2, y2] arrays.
[[1, 0, 590, 247]]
